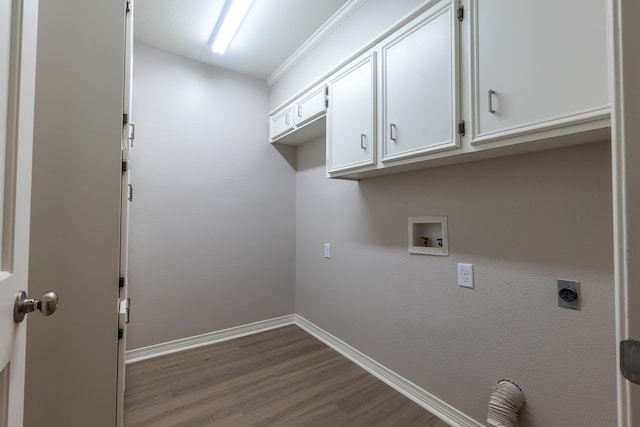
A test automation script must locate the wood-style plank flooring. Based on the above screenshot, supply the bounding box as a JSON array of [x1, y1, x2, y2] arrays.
[[124, 325, 449, 427]]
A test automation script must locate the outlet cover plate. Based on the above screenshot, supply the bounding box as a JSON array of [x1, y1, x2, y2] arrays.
[[557, 279, 580, 310], [458, 263, 474, 288]]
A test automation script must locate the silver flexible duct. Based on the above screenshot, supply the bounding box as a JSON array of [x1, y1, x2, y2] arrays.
[[487, 379, 525, 427]]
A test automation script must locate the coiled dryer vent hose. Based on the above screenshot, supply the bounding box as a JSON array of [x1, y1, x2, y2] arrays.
[[487, 379, 525, 427]]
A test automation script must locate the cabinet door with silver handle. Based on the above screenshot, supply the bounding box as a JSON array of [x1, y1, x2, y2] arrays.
[[268, 106, 294, 141], [293, 84, 327, 127], [327, 52, 376, 174], [381, 3, 458, 162]]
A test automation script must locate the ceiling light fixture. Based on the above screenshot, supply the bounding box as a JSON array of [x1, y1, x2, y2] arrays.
[[211, 0, 254, 55]]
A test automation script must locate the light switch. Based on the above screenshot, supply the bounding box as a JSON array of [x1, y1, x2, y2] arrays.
[[324, 243, 331, 258]]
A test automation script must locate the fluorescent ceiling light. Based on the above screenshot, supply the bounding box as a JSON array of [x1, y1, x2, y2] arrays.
[[211, 0, 254, 55]]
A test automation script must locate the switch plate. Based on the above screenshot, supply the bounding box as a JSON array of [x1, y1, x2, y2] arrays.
[[458, 263, 474, 288], [324, 243, 331, 258]]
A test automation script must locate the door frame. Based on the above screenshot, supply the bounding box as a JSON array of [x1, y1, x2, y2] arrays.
[[609, 0, 640, 425], [116, 0, 134, 424]]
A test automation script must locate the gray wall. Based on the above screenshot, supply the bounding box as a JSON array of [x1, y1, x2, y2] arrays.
[[127, 44, 296, 349], [26, 0, 125, 425], [295, 138, 615, 426]]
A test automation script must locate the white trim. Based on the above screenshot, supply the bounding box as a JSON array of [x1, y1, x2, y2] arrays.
[[294, 315, 483, 427], [609, 0, 640, 424], [126, 314, 482, 426], [125, 315, 296, 364], [266, 0, 367, 86]]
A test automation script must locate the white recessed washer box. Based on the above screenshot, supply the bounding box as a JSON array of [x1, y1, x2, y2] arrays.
[[408, 216, 448, 256]]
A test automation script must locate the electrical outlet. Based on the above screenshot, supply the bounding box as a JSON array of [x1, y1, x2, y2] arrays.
[[324, 243, 331, 258], [458, 263, 474, 288], [557, 279, 580, 310]]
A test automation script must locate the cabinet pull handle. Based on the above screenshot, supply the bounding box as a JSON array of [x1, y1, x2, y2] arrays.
[[285, 113, 290, 125], [297, 105, 302, 118], [360, 134, 366, 149], [390, 123, 397, 142], [488, 89, 496, 114]]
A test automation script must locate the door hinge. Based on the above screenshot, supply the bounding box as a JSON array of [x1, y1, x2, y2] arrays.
[[121, 161, 128, 173], [119, 276, 125, 288], [621, 339, 640, 384], [458, 120, 466, 136], [457, 5, 464, 22], [118, 328, 124, 340], [125, 0, 131, 13], [123, 113, 128, 125], [128, 184, 133, 202]]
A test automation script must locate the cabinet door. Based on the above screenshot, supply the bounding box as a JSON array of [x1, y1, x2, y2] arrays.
[[327, 52, 376, 174], [382, 0, 458, 162], [471, 0, 609, 142], [269, 106, 294, 140], [294, 85, 327, 127]]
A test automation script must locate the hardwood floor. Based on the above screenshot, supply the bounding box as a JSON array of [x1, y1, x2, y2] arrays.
[[124, 325, 449, 427]]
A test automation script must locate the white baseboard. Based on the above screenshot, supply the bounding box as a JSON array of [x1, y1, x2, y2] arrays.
[[294, 315, 483, 427], [126, 313, 482, 427], [125, 314, 296, 364]]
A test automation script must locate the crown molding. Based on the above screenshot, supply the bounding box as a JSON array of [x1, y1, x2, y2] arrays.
[[266, 0, 367, 86]]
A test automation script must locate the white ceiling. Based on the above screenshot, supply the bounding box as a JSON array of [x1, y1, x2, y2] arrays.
[[134, 0, 349, 82]]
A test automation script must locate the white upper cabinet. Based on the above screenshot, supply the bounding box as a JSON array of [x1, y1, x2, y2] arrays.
[[294, 85, 327, 127], [469, 0, 610, 144], [269, 106, 294, 141], [269, 84, 328, 144], [270, 0, 610, 179], [327, 52, 377, 174], [381, 0, 459, 162]]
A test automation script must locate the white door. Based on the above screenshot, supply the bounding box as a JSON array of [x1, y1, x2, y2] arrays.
[[610, 1, 640, 426], [327, 52, 377, 174], [0, 0, 39, 425]]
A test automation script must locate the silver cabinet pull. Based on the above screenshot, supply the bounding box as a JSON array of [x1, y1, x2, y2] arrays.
[[488, 89, 496, 114], [390, 123, 397, 142], [360, 134, 366, 149], [285, 113, 290, 125], [297, 105, 302, 118]]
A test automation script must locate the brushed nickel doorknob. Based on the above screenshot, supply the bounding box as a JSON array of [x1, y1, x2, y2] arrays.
[[14, 290, 59, 323]]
